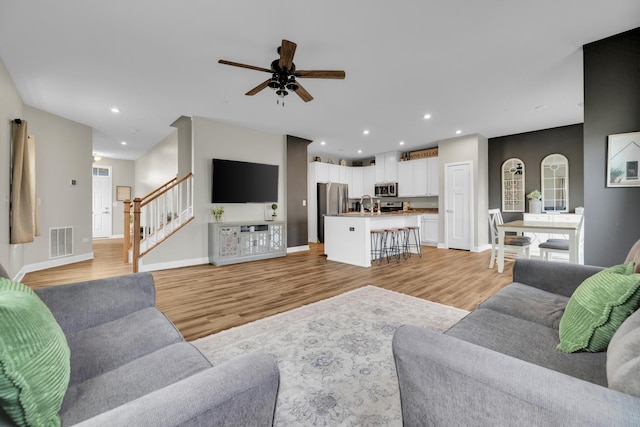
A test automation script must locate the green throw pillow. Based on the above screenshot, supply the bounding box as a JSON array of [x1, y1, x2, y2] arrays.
[[557, 262, 640, 353], [0, 278, 70, 426]]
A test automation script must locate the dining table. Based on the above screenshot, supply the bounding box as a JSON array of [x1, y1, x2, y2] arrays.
[[496, 219, 583, 273]]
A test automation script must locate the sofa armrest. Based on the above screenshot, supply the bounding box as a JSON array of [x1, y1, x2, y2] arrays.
[[512, 259, 604, 297], [70, 353, 280, 427], [393, 325, 640, 426], [35, 273, 156, 335]]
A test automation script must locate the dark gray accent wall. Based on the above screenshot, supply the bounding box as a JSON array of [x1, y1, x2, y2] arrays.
[[488, 124, 584, 223], [583, 27, 640, 266], [286, 135, 311, 247]]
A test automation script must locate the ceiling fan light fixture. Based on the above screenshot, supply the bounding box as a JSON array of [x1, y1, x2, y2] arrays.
[[276, 89, 288, 98], [286, 82, 299, 91]]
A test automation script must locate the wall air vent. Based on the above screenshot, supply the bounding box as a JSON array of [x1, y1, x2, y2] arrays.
[[50, 227, 73, 258]]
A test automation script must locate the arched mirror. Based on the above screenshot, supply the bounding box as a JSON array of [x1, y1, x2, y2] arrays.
[[541, 154, 568, 212], [501, 158, 525, 212]]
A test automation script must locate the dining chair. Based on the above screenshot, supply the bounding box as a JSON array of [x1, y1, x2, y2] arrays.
[[488, 209, 532, 269], [538, 214, 584, 261]]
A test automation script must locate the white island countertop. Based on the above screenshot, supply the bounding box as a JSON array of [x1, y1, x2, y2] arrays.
[[324, 213, 421, 267]]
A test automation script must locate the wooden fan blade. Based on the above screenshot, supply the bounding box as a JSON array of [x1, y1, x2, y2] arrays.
[[295, 70, 346, 79], [294, 82, 313, 102], [245, 79, 272, 96], [279, 40, 297, 70], [218, 59, 271, 73]]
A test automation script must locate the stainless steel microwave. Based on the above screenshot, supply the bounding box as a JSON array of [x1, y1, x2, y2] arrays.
[[374, 183, 397, 197]]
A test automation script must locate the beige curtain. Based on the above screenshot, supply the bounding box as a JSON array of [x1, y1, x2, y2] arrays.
[[10, 120, 40, 244]]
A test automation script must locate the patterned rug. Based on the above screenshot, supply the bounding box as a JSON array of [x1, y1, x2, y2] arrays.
[[192, 285, 469, 426]]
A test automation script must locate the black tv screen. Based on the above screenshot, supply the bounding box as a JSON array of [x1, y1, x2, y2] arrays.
[[211, 159, 279, 203]]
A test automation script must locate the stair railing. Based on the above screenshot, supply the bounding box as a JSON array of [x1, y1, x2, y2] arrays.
[[124, 173, 194, 272]]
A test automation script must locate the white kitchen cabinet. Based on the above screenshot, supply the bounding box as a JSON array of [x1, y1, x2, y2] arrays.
[[397, 158, 433, 197], [397, 161, 414, 196], [328, 164, 341, 183], [420, 214, 439, 246], [427, 157, 439, 196], [350, 167, 364, 199], [339, 165, 352, 188], [375, 152, 400, 183], [310, 162, 330, 183], [363, 165, 376, 197]]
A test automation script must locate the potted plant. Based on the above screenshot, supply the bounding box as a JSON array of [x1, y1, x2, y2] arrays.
[[271, 203, 278, 218], [212, 206, 224, 222], [526, 190, 542, 214]]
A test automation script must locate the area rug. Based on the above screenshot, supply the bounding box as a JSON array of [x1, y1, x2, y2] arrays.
[[192, 285, 469, 426]]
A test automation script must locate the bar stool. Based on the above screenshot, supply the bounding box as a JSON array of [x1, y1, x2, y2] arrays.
[[405, 226, 422, 258], [370, 229, 387, 266], [396, 227, 409, 260], [385, 228, 402, 263]]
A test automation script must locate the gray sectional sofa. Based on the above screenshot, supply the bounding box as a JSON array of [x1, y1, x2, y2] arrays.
[[0, 268, 279, 426], [393, 258, 640, 426]]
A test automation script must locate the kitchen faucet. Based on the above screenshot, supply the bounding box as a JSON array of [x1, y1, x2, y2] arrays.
[[360, 195, 373, 215]]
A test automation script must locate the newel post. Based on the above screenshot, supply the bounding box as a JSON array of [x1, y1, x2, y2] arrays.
[[123, 199, 131, 263], [132, 197, 142, 273]]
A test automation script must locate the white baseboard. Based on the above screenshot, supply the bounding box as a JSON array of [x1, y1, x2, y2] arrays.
[[475, 244, 492, 252], [14, 252, 95, 282], [109, 234, 124, 239], [287, 245, 310, 253], [138, 257, 210, 273]]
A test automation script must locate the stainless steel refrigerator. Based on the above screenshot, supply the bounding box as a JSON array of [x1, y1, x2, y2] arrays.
[[317, 182, 349, 243]]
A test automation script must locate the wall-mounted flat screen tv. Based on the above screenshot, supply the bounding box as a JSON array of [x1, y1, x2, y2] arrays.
[[211, 158, 279, 203]]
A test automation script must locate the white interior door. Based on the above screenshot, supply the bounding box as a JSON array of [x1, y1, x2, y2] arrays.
[[92, 166, 112, 238], [445, 162, 471, 250]]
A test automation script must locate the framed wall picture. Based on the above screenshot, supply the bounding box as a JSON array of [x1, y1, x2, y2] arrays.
[[116, 186, 131, 201], [607, 131, 640, 187]]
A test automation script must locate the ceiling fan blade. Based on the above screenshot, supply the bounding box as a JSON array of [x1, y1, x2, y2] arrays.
[[295, 70, 346, 79], [293, 82, 314, 102], [279, 39, 297, 70], [218, 59, 271, 73], [245, 79, 272, 96]]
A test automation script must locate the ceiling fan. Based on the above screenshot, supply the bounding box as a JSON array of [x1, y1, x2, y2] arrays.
[[218, 39, 345, 104]]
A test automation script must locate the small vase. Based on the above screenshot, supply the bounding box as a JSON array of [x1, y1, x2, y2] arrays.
[[528, 199, 542, 214]]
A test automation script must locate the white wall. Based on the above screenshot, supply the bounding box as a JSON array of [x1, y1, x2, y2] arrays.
[[134, 130, 178, 197], [22, 106, 93, 269], [139, 116, 286, 270], [0, 58, 24, 278]]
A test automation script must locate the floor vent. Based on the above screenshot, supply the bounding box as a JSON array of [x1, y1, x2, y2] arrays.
[[50, 227, 73, 258]]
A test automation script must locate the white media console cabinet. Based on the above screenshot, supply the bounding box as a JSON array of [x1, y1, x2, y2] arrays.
[[208, 221, 286, 266]]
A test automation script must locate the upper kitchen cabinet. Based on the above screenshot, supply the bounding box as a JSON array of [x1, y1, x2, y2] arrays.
[[350, 167, 363, 199], [363, 165, 376, 197], [397, 158, 438, 197], [310, 161, 330, 183], [375, 152, 400, 183], [328, 163, 341, 183], [426, 157, 439, 196]]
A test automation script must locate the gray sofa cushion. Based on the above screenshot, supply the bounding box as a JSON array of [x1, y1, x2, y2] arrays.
[[60, 342, 212, 425], [66, 307, 184, 385], [446, 308, 608, 386], [479, 282, 568, 329], [608, 309, 640, 397]]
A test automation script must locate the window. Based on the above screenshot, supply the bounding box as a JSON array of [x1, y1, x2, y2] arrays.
[[501, 158, 525, 212], [541, 154, 568, 212]]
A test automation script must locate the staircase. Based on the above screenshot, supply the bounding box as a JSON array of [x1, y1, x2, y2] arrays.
[[124, 173, 194, 272]]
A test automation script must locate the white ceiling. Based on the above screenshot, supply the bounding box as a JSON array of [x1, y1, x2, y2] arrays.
[[1, 1, 639, 161]]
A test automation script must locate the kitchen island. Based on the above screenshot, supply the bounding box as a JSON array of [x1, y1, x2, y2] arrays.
[[324, 213, 422, 267]]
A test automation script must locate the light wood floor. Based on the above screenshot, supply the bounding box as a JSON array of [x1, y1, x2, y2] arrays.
[[23, 239, 514, 341]]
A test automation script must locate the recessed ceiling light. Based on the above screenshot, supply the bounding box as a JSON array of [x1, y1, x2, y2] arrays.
[[456, 130, 462, 135], [399, 141, 405, 146], [110, 107, 120, 113], [423, 114, 431, 119], [121, 141, 127, 145], [363, 130, 369, 135], [357, 149, 363, 154], [320, 141, 326, 145]]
